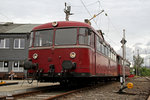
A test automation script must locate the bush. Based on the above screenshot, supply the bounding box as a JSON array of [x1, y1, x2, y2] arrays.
[[140, 67, 150, 76]]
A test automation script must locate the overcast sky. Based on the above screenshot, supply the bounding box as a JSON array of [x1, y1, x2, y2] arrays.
[[0, 0, 150, 66]]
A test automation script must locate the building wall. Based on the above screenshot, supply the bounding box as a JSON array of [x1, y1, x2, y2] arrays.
[[0, 33, 29, 79]]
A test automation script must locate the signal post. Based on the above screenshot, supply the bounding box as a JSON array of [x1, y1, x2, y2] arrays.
[[119, 29, 127, 93]]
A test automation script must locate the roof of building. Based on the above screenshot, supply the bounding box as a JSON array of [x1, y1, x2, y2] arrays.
[[0, 22, 40, 33]]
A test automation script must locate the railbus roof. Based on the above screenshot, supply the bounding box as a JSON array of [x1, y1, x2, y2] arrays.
[[32, 21, 92, 31]]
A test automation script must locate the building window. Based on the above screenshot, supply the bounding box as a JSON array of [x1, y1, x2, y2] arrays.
[[12, 61, 24, 72], [0, 38, 9, 49], [14, 39, 25, 49], [0, 61, 9, 72]]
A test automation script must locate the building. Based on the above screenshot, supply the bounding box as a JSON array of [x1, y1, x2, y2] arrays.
[[0, 22, 39, 79]]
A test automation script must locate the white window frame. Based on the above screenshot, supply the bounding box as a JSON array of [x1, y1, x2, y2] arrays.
[[0, 61, 9, 72], [12, 61, 24, 72], [0, 38, 9, 49], [14, 39, 25, 49]]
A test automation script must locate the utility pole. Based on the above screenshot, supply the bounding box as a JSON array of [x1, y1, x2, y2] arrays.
[[149, 58, 150, 68], [120, 29, 127, 87], [145, 50, 147, 67], [136, 49, 139, 76], [118, 30, 134, 93], [64, 2, 73, 21]]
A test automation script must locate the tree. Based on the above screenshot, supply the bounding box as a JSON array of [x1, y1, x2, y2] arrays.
[[133, 54, 144, 76]]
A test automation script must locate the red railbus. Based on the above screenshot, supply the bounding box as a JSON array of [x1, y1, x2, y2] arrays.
[[24, 21, 130, 84]]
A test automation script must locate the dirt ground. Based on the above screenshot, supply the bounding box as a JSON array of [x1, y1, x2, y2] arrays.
[[59, 77, 150, 100]]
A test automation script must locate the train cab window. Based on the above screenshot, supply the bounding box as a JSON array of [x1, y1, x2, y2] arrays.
[[90, 32, 95, 48], [55, 28, 77, 45], [79, 28, 90, 45], [34, 30, 53, 47], [29, 32, 34, 47]]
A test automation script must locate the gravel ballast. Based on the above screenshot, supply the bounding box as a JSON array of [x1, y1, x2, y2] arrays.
[[59, 77, 150, 100]]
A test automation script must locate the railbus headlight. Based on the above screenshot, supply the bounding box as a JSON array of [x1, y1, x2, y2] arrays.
[[70, 52, 76, 59], [33, 53, 38, 59]]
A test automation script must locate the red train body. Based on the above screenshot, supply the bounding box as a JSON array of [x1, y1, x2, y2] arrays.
[[24, 21, 130, 83]]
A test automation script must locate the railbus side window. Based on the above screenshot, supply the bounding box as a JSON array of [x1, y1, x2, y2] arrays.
[[96, 35, 101, 52], [104, 46, 107, 56], [105, 46, 108, 57], [115, 54, 117, 61], [103, 46, 106, 55], [113, 52, 115, 61], [114, 54, 115, 61], [79, 28, 90, 45], [102, 44, 105, 54], [108, 48, 110, 58], [110, 50, 113, 59], [107, 46, 109, 57]]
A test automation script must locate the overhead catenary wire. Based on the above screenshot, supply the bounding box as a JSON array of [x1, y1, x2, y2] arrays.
[[106, 15, 122, 38], [96, 0, 122, 39], [98, 2, 122, 46], [80, 0, 100, 30], [80, 0, 122, 48], [71, 1, 101, 8]]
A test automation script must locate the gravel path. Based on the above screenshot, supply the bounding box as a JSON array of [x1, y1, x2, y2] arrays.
[[59, 77, 150, 100]]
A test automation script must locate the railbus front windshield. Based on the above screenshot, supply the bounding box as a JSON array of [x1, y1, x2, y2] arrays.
[[55, 28, 77, 45], [30, 28, 91, 47]]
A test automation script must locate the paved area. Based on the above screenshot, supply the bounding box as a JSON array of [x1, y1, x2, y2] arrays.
[[0, 80, 59, 97]]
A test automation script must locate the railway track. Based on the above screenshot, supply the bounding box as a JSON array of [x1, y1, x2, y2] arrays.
[[0, 84, 61, 100], [1, 81, 115, 100]]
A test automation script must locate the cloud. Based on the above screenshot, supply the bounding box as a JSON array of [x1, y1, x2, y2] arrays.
[[133, 43, 143, 47], [117, 46, 133, 62], [1, 0, 150, 61], [146, 41, 150, 46], [117, 42, 150, 67]]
